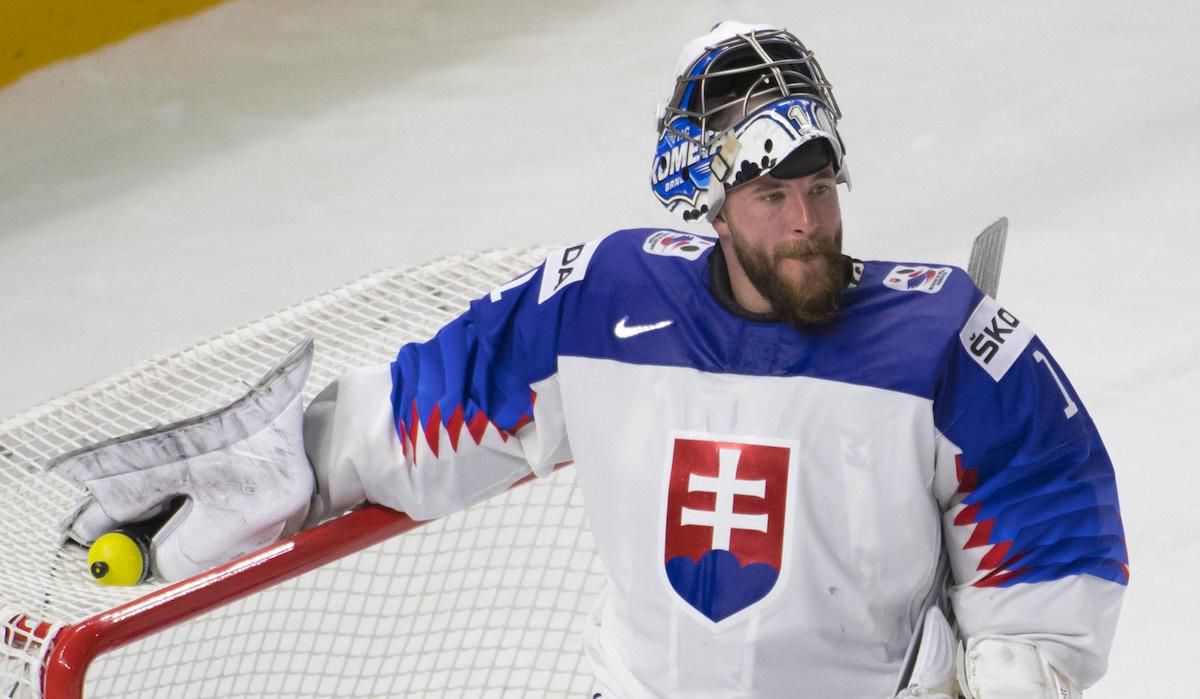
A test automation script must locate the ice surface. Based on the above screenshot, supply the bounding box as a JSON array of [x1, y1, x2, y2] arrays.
[[1, 0, 1196, 693]]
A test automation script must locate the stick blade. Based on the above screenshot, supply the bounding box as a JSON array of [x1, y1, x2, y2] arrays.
[[967, 217, 1008, 298]]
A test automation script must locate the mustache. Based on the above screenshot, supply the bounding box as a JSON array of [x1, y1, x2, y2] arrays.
[[773, 238, 841, 261]]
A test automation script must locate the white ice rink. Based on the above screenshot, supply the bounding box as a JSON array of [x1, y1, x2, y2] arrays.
[[1, 0, 1196, 694]]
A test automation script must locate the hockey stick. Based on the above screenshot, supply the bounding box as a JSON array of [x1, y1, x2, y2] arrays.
[[895, 217, 1010, 696], [966, 217, 1008, 298]]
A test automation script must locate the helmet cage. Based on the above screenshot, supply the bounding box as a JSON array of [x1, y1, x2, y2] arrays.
[[650, 27, 847, 222], [660, 29, 841, 140]]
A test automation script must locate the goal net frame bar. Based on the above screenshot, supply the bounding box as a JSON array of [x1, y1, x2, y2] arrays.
[[38, 504, 423, 698]]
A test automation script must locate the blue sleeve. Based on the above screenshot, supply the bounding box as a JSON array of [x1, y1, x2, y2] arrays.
[[934, 294, 1128, 589], [389, 265, 563, 460], [303, 238, 606, 523]]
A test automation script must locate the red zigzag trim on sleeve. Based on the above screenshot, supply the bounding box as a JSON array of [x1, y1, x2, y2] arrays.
[[402, 391, 539, 464], [953, 453, 1022, 584]]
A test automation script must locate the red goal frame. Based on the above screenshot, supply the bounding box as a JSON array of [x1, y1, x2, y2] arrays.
[[36, 505, 423, 699]]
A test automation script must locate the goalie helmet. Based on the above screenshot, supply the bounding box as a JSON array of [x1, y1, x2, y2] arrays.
[[650, 21, 849, 222]]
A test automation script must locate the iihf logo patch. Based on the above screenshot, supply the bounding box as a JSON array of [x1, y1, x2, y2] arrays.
[[883, 265, 953, 294], [642, 231, 715, 261], [660, 433, 796, 628]]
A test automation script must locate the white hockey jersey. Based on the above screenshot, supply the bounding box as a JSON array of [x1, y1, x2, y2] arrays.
[[303, 228, 1127, 697]]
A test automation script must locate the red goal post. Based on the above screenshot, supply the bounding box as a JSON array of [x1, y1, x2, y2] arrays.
[[39, 505, 423, 698], [0, 246, 603, 698]]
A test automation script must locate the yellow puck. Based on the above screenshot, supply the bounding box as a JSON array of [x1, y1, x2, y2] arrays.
[[87, 531, 150, 586]]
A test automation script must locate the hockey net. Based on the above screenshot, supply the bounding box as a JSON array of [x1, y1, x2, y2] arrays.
[[0, 246, 605, 698]]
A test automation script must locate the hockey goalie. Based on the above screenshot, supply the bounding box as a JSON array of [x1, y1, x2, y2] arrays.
[[49, 20, 1126, 698]]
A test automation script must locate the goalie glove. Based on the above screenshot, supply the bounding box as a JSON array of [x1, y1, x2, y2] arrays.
[[957, 636, 1081, 699], [48, 338, 316, 582]]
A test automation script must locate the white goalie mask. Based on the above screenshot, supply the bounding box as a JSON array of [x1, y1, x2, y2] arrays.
[[650, 21, 849, 222]]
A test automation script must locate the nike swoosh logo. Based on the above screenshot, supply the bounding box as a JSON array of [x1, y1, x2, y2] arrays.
[[614, 316, 673, 339]]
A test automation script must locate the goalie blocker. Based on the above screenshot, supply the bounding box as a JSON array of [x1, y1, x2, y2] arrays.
[[49, 339, 316, 583]]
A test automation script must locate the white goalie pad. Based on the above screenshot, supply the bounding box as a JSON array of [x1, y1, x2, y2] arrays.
[[48, 338, 317, 582]]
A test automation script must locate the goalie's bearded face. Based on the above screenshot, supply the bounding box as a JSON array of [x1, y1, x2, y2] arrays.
[[713, 164, 845, 328]]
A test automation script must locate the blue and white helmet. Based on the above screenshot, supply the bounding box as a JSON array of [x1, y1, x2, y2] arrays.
[[650, 22, 849, 222]]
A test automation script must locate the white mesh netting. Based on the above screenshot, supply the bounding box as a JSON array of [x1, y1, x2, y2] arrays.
[[0, 247, 605, 698]]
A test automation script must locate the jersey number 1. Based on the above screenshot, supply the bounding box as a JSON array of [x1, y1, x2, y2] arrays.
[[1033, 350, 1079, 419]]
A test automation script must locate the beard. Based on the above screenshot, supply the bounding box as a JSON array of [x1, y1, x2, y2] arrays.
[[729, 226, 845, 329]]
